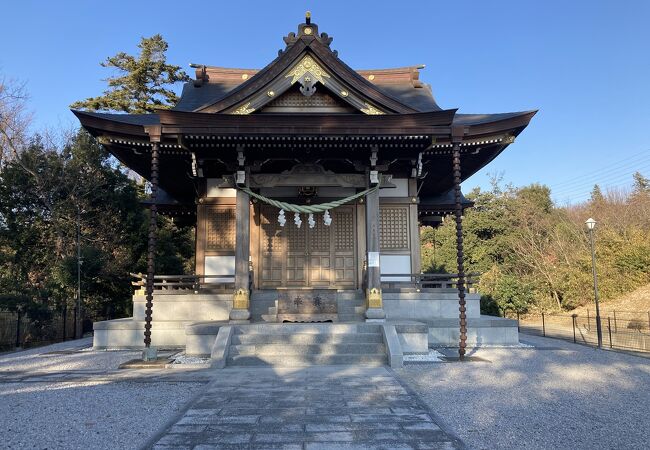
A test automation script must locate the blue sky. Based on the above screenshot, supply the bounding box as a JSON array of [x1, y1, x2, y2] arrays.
[[1, 0, 649, 203]]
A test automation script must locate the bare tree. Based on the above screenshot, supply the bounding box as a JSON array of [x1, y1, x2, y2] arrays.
[[0, 76, 32, 167]]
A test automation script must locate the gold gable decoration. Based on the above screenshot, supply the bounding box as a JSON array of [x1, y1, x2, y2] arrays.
[[286, 55, 331, 85], [232, 102, 255, 115], [361, 103, 385, 115]]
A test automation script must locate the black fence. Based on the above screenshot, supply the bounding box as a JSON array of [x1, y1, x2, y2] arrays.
[[503, 310, 650, 353], [0, 309, 82, 352]]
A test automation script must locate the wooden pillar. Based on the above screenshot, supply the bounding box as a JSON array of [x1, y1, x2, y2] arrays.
[[143, 140, 160, 358], [452, 142, 467, 360], [230, 187, 251, 321], [365, 186, 385, 320]]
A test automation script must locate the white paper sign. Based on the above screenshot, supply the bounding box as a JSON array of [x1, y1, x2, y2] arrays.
[[368, 252, 380, 268]]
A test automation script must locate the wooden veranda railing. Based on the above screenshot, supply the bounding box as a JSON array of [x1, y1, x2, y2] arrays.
[[380, 272, 480, 291], [130, 273, 237, 293]]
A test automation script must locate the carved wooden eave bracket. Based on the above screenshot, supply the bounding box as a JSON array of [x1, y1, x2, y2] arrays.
[[248, 163, 395, 189]]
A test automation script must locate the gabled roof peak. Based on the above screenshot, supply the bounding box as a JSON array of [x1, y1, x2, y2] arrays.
[[282, 14, 336, 55]]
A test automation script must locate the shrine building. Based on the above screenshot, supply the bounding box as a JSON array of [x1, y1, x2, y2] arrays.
[[74, 14, 535, 365]]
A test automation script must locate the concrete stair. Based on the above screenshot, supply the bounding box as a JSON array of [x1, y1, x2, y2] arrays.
[[250, 291, 279, 322], [337, 291, 366, 322], [226, 323, 387, 367]]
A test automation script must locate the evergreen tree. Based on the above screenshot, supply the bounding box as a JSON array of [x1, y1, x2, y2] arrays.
[[70, 35, 189, 113], [632, 171, 650, 193], [590, 184, 604, 203]]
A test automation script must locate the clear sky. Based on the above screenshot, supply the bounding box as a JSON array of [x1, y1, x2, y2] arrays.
[[1, 0, 649, 203]]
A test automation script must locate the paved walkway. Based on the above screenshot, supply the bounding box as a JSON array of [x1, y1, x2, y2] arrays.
[[148, 366, 462, 450]]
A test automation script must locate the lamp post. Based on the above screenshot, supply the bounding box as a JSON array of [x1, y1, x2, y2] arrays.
[[585, 218, 602, 348]]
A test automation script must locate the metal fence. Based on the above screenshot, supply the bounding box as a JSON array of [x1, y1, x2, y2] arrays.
[[0, 309, 79, 352], [503, 310, 650, 353]]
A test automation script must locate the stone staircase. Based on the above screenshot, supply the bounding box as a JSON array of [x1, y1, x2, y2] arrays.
[[226, 323, 386, 367]]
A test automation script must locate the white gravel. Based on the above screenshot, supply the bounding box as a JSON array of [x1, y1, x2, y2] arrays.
[[0, 337, 143, 373], [396, 335, 650, 450], [1, 379, 204, 449], [171, 353, 211, 365], [404, 349, 445, 362], [0, 339, 208, 449]]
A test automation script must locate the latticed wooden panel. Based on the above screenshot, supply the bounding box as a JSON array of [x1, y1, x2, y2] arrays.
[[286, 219, 306, 252], [380, 207, 410, 250], [310, 217, 331, 251], [205, 207, 235, 251], [334, 210, 354, 251], [260, 207, 283, 284], [266, 89, 342, 108], [260, 209, 283, 253], [258, 205, 356, 288]]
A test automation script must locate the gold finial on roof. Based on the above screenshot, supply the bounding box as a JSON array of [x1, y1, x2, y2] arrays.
[[306, 11, 311, 24]]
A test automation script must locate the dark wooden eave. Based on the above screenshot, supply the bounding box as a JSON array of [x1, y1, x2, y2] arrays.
[[157, 109, 456, 135]]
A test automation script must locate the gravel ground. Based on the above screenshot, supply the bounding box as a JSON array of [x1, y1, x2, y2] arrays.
[[395, 335, 650, 450], [0, 338, 146, 373], [0, 339, 207, 450]]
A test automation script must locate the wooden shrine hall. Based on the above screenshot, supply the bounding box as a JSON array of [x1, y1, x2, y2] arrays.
[[74, 14, 535, 364]]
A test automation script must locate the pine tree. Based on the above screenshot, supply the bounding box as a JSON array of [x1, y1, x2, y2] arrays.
[[70, 35, 189, 113], [590, 184, 604, 203], [632, 171, 650, 193]]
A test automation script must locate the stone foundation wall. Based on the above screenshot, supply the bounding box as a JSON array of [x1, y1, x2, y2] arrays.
[[383, 291, 481, 321], [132, 293, 232, 321]]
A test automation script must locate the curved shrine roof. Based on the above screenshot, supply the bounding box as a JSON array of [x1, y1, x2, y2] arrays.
[[72, 15, 536, 211], [174, 65, 442, 113]]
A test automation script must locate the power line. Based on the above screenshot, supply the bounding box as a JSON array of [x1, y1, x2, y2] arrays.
[[552, 161, 650, 197], [549, 152, 650, 191], [548, 148, 650, 188]]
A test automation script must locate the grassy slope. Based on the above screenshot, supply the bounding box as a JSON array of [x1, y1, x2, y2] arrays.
[[569, 283, 650, 317]]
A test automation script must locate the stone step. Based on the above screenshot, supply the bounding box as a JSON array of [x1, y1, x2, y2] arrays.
[[229, 343, 386, 356], [335, 291, 365, 300], [260, 314, 277, 323], [337, 306, 366, 313], [337, 314, 365, 322], [231, 333, 383, 345], [227, 353, 387, 367], [233, 323, 381, 334]]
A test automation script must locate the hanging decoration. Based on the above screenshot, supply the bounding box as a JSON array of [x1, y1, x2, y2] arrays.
[[323, 210, 332, 226], [236, 185, 378, 228]]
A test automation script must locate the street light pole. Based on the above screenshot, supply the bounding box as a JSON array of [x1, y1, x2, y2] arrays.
[[76, 208, 83, 340], [586, 218, 602, 348]]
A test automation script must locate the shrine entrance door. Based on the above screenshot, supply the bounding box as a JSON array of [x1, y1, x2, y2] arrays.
[[259, 205, 357, 289]]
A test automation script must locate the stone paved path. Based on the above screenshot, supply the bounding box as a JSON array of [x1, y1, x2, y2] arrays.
[[149, 366, 463, 450]]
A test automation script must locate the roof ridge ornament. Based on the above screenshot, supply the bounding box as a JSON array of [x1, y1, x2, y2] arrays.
[[282, 13, 335, 51]]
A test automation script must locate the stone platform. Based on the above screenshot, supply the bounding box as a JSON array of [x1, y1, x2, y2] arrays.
[[92, 289, 520, 354]]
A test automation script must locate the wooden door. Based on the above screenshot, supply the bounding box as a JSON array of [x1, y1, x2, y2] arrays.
[[259, 205, 356, 288]]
